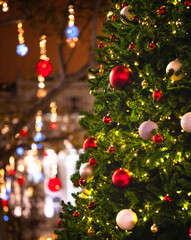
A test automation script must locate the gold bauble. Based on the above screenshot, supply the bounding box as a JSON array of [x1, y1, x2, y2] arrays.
[[99, 68, 104, 74], [88, 227, 95, 235], [116, 3, 120, 10], [151, 223, 158, 233], [141, 79, 148, 88]]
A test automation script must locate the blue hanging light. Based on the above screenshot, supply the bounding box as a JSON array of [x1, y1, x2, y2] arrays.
[[16, 146, 24, 156], [65, 26, 79, 39], [16, 43, 28, 56]]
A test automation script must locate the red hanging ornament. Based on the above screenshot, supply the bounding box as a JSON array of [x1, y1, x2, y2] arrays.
[[73, 211, 80, 218], [112, 168, 131, 188], [189, 226, 191, 238], [36, 60, 53, 77], [57, 219, 62, 226], [88, 202, 96, 210], [109, 146, 115, 152], [132, 16, 139, 23], [99, 64, 103, 68], [89, 157, 97, 167], [164, 194, 171, 202], [98, 42, 103, 49], [153, 90, 162, 100], [103, 115, 112, 125], [111, 15, 117, 21], [149, 42, 157, 50], [184, 0, 191, 5], [83, 137, 97, 150], [129, 43, 135, 50], [17, 177, 25, 186], [9, 169, 15, 176], [20, 128, 28, 137], [158, 6, 166, 15], [1, 199, 8, 207], [153, 134, 163, 144], [110, 34, 116, 41], [48, 177, 61, 192], [109, 65, 133, 90], [79, 177, 87, 187], [122, 2, 127, 8], [50, 122, 58, 130], [43, 151, 48, 157]]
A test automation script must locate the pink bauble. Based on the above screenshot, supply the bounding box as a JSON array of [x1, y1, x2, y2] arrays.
[[116, 209, 137, 230], [139, 120, 158, 140], [180, 112, 191, 133]]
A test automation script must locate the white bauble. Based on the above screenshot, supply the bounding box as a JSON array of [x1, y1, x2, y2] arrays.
[[79, 163, 93, 180], [180, 112, 191, 133], [166, 59, 184, 81], [120, 5, 132, 23], [116, 209, 137, 230], [139, 120, 158, 140]]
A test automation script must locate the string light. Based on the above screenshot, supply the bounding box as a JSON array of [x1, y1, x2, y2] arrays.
[[50, 101, 58, 130], [16, 22, 28, 56], [0, 1, 9, 12]]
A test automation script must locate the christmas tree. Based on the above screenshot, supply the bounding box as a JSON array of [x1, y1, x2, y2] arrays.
[[55, 0, 191, 239]]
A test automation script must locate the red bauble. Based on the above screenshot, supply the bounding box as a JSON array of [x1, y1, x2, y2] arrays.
[[50, 122, 58, 130], [149, 42, 157, 50], [111, 15, 117, 21], [1, 199, 8, 207], [9, 169, 15, 176], [110, 34, 116, 41], [79, 177, 87, 187], [109, 146, 115, 152], [83, 137, 97, 150], [158, 6, 165, 15], [109, 65, 133, 90], [20, 129, 28, 137], [57, 219, 62, 226], [48, 177, 61, 192], [73, 211, 80, 218], [132, 16, 139, 23], [89, 157, 97, 166], [88, 202, 96, 210], [153, 90, 162, 100], [153, 134, 163, 144], [36, 60, 53, 77], [112, 168, 131, 188], [189, 226, 191, 238], [98, 42, 103, 49], [103, 115, 112, 125], [43, 151, 48, 157], [184, 0, 191, 5], [122, 2, 127, 8], [17, 177, 25, 186], [99, 64, 103, 68], [164, 194, 171, 202], [129, 43, 135, 50]]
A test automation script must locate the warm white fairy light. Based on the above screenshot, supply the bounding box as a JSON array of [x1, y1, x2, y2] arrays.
[[39, 35, 48, 60], [35, 110, 43, 132], [17, 22, 25, 45], [2, 1, 8, 12], [50, 101, 57, 123]]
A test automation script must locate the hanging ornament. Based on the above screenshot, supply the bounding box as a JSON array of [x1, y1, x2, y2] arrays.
[[50, 122, 57, 130], [57, 219, 62, 226], [48, 177, 61, 192], [89, 157, 97, 166], [120, 5, 133, 23], [166, 59, 183, 81], [110, 34, 116, 41], [79, 177, 87, 187], [139, 120, 158, 140], [141, 79, 148, 88], [17, 177, 25, 186], [73, 210, 80, 218], [132, 16, 139, 23], [9, 169, 15, 176], [180, 112, 191, 133], [103, 115, 112, 125], [151, 223, 158, 233], [98, 42, 104, 49], [149, 42, 157, 50], [36, 60, 53, 77], [184, 0, 191, 5], [16, 22, 28, 56], [83, 137, 97, 150], [122, 2, 127, 8], [153, 90, 162, 100], [129, 43, 135, 50], [189, 226, 191, 238], [109, 146, 115, 152], [111, 15, 117, 21], [20, 127, 28, 137], [158, 6, 166, 15], [153, 134, 163, 144], [109, 65, 133, 90], [164, 194, 172, 202], [116, 209, 137, 230], [115, 3, 120, 10], [88, 227, 95, 235], [112, 168, 131, 188], [79, 163, 93, 180], [88, 202, 96, 210]]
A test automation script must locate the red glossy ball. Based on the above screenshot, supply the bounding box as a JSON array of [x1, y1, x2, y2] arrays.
[[158, 6, 165, 15], [122, 2, 127, 8], [73, 211, 80, 218], [189, 226, 191, 237], [149, 42, 157, 50], [109, 146, 115, 152], [185, 0, 191, 5], [112, 168, 131, 187], [164, 194, 171, 202], [79, 177, 87, 187], [129, 43, 135, 50], [83, 137, 97, 150], [153, 134, 163, 144], [1, 199, 8, 207], [132, 16, 139, 23], [9, 169, 15, 176], [111, 15, 117, 21], [103, 115, 112, 125], [50, 122, 58, 130], [48, 177, 61, 192], [57, 219, 62, 226], [153, 90, 162, 100], [109, 65, 133, 90], [20, 129, 28, 137], [98, 42, 103, 49], [88, 202, 96, 210], [89, 157, 97, 166], [110, 34, 116, 41], [36, 60, 53, 77], [17, 177, 25, 186]]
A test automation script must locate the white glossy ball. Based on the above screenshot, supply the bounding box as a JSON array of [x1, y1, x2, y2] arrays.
[[120, 5, 132, 21], [180, 112, 191, 133], [166, 59, 184, 81], [116, 209, 137, 230], [79, 163, 93, 180], [139, 120, 158, 140]]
